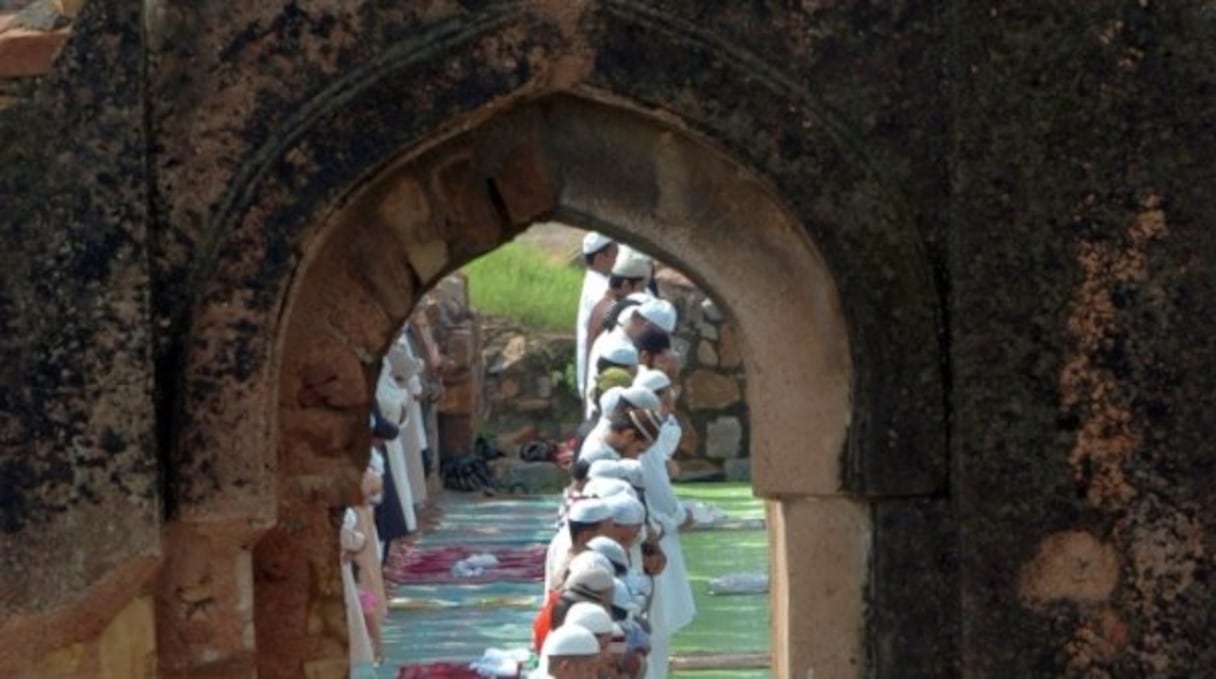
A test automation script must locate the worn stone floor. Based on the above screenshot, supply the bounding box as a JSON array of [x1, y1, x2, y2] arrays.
[[382, 483, 771, 678]]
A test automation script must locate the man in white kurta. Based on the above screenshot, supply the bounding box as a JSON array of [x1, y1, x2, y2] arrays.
[[633, 370, 696, 679], [395, 329, 430, 506], [376, 349, 421, 533], [576, 233, 617, 398], [340, 508, 377, 679]]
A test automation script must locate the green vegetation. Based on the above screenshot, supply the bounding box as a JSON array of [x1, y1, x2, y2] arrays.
[[462, 242, 584, 331]]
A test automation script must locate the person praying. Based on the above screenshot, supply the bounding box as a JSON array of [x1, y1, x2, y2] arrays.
[[576, 233, 618, 399]]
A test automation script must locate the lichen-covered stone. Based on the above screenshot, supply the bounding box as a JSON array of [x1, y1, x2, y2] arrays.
[[0, 0, 1210, 676]]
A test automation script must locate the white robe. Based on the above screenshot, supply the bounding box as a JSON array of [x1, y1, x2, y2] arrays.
[[397, 335, 430, 505], [576, 418, 612, 460], [340, 509, 376, 677], [576, 269, 609, 397], [643, 419, 695, 679], [376, 364, 417, 532], [642, 420, 696, 630]]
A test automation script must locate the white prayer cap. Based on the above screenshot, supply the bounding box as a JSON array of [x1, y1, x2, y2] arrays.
[[568, 550, 614, 578], [582, 232, 614, 255], [612, 578, 639, 613], [604, 494, 645, 525], [598, 386, 625, 415], [564, 560, 615, 592], [633, 368, 671, 394], [589, 459, 645, 489], [567, 498, 613, 524], [582, 477, 635, 500], [615, 292, 654, 327], [586, 536, 629, 571], [601, 337, 639, 367], [611, 246, 651, 278], [619, 385, 660, 410], [637, 298, 677, 333], [564, 602, 615, 636], [542, 623, 601, 658]]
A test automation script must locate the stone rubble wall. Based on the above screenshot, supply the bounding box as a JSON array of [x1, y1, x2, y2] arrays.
[[655, 268, 751, 482], [426, 274, 482, 460]]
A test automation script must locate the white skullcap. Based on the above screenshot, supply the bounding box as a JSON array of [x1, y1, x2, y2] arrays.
[[612, 578, 639, 613], [582, 232, 614, 255], [598, 386, 625, 415], [579, 442, 619, 464], [586, 536, 629, 570], [619, 385, 660, 410], [563, 602, 615, 636], [542, 623, 601, 658], [601, 337, 639, 367], [611, 246, 651, 278], [582, 477, 635, 500], [615, 292, 654, 327], [564, 560, 615, 592], [604, 494, 646, 525], [567, 550, 613, 578], [637, 298, 677, 333], [567, 498, 613, 524], [633, 368, 671, 394]]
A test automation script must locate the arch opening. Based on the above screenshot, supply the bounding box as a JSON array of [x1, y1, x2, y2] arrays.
[[165, 94, 863, 679]]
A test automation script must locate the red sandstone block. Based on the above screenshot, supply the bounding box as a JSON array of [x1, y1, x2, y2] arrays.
[[0, 27, 70, 78]]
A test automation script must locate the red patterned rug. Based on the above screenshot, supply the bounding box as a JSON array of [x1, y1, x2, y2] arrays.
[[385, 544, 547, 584], [396, 662, 491, 679]]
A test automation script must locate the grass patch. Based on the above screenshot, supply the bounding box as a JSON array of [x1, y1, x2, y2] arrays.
[[462, 241, 584, 331]]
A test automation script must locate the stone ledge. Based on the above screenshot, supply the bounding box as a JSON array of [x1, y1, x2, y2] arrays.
[[0, 24, 69, 78]]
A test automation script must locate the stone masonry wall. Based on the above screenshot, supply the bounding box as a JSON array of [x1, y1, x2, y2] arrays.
[[655, 268, 751, 482], [0, 1, 1213, 677]]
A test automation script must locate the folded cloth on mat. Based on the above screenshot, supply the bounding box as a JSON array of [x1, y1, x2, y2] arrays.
[[387, 544, 547, 584], [470, 647, 533, 677], [707, 571, 769, 595], [686, 500, 728, 527], [452, 553, 502, 578]]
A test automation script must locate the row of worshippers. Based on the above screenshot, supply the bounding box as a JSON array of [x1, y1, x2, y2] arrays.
[[529, 234, 695, 678], [339, 314, 446, 677]]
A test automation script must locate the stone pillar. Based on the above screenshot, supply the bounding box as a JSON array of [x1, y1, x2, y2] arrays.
[[156, 521, 263, 679], [768, 496, 869, 679]]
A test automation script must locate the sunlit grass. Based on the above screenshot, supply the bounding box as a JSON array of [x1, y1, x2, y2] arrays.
[[462, 242, 584, 331]]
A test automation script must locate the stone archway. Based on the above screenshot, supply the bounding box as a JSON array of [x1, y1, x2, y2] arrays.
[[157, 11, 948, 676], [258, 94, 855, 678]]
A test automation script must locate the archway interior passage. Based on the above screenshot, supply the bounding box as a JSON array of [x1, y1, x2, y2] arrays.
[[234, 94, 859, 679], [359, 222, 772, 674]]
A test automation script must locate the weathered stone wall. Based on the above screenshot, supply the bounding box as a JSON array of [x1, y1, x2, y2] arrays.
[[0, 1, 1212, 678], [0, 1, 160, 676], [429, 274, 483, 460], [951, 4, 1216, 676], [655, 267, 751, 481]]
